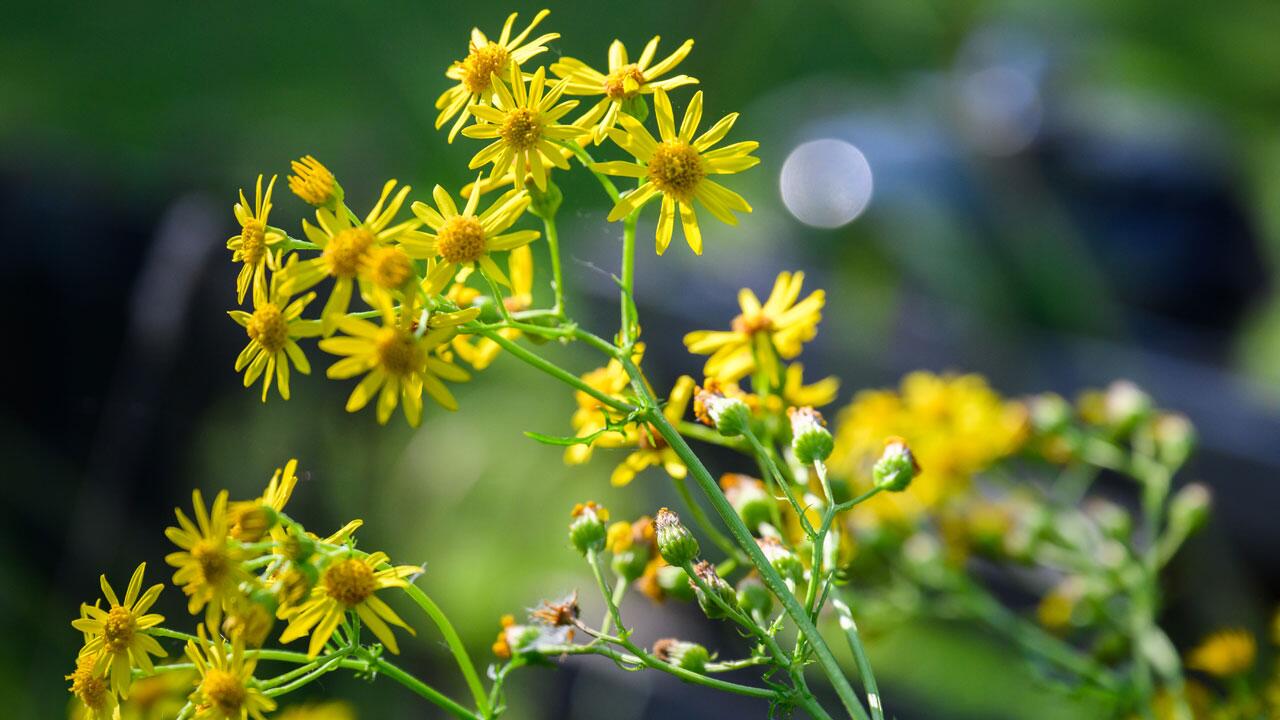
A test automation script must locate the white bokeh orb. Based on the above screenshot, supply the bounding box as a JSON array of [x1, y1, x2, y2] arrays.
[[779, 138, 873, 229]]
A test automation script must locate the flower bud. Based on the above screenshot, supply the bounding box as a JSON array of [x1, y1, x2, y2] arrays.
[[1168, 483, 1211, 537], [690, 560, 738, 619], [756, 536, 803, 584], [788, 407, 833, 464], [1029, 393, 1071, 435], [527, 178, 563, 220], [873, 437, 920, 492], [621, 94, 650, 123], [230, 503, 278, 543], [1084, 498, 1132, 541], [655, 564, 695, 602], [280, 529, 316, 564], [1153, 413, 1196, 468], [655, 508, 700, 566], [288, 155, 343, 209], [569, 501, 610, 555], [736, 576, 773, 617], [694, 382, 751, 437], [607, 519, 653, 583], [652, 638, 709, 673], [720, 474, 775, 532], [1104, 380, 1152, 433]]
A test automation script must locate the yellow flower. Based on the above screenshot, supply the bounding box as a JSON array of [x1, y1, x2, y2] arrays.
[[185, 629, 277, 720], [229, 458, 299, 543], [402, 184, 538, 286], [66, 655, 118, 720], [280, 552, 419, 658], [1187, 629, 1256, 678], [278, 180, 418, 334], [228, 277, 320, 402], [436, 9, 559, 142], [71, 563, 167, 699], [165, 490, 250, 630], [451, 244, 535, 370], [227, 174, 286, 304], [564, 346, 642, 465], [461, 63, 583, 191], [551, 37, 697, 143], [273, 701, 357, 720], [318, 304, 474, 426], [782, 363, 840, 409], [608, 376, 696, 486], [288, 155, 342, 209], [829, 372, 1027, 523], [683, 271, 824, 384], [595, 88, 758, 255]]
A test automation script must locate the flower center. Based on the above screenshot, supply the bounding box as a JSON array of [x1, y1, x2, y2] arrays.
[[246, 303, 288, 354], [289, 156, 337, 206], [323, 227, 376, 278], [193, 540, 230, 586], [436, 216, 487, 264], [499, 108, 542, 152], [604, 64, 646, 100], [103, 606, 136, 652], [240, 220, 266, 264], [375, 328, 424, 377], [732, 311, 773, 335], [368, 246, 414, 289], [69, 658, 109, 709], [202, 669, 246, 714], [324, 558, 376, 607], [647, 141, 704, 201], [462, 44, 510, 95]]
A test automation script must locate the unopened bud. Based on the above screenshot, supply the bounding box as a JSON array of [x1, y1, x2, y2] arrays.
[[288, 155, 343, 209], [608, 519, 653, 582], [1084, 498, 1132, 541], [621, 94, 650, 123], [1104, 380, 1152, 433], [788, 407, 833, 464], [1029, 393, 1071, 435], [720, 474, 775, 532], [656, 564, 695, 602], [756, 536, 803, 584], [690, 560, 738, 619], [694, 382, 751, 437], [527, 179, 563, 220], [873, 437, 920, 492], [652, 638, 709, 673], [1168, 483, 1211, 537], [736, 576, 773, 617], [569, 501, 609, 555], [230, 503, 278, 543], [1153, 413, 1196, 468], [655, 508, 699, 566]]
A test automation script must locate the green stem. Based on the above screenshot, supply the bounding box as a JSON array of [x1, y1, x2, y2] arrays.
[[620, 211, 638, 344], [543, 214, 566, 319], [672, 475, 744, 562], [744, 429, 817, 538], [831, 596, 885, 720], [402, 584, 490, 716], [370, 655, 485, 720], [678, 420, 750, 452], [263, 651, 349, 696], [471, 327, 633, 414]]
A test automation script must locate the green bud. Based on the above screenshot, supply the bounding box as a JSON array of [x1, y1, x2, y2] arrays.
[[1153, 413, 1196, 469], [788, 407, 834, 464], [756, 536, 803, 584], [1168, 483, 1211, 537], [621, 94, 650, 124], [569, 501, 609, 555], [281, 529, 316, 564], [736, 576, 773, 617], [527, 178, 563, 220], [1029, 393, 1071, 435], [655, 507, 700, 566], [690, 560, 739, 619], [696, 385, 751, 437], [1084, 499, 1132, 541], [1104, 380, 1152, 433], [656, 564, 695, 602], [721, 474, 775, 532], [873, 438, 919, 492], [652, 638, 709, 673]]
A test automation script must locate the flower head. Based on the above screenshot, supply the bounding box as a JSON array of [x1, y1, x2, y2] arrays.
[[71, 563, 167, 699], [66, 655, 118, 720], [683, 271, 824, 384], [165, 490, 251, 630], [551, 37, 697, 143], [461, 63, 583, 191], [436, 10, 559, 141], [279, 552, 419, 658], [228, 274, 321, 402], [186, 628, 277, 720], [1187, 629, 1256, 678], [403, 184, 538, 285], [608, 376, 695, 486], [289, 155, 342, 209], [227, 174, 286, 304], [229, 458, 299, 543], [595, 88, 758, 255]]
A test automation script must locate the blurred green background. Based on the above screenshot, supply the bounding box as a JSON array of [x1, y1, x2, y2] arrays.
[[5, 1, 1280, 717]]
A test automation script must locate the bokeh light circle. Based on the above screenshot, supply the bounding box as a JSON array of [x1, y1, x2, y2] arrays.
[[779, 138, 873, 228]]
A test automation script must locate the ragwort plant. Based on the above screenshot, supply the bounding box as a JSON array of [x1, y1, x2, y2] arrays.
[[67, 9, 1255, 720]]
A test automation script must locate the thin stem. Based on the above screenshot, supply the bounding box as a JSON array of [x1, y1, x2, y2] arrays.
[[620, 211, 638, 345], [831, 596, 885, 720], [543, 214, 566, 319], [601, 577, 628, 637], [678, 420, 750, 452], [548, 643, 781, 700], [744, 429, 817, 538], [370, 655, 485, 720], [672, 475, 745, 562], [479, 268, 513, 324], [263, 651, 349, 696], [402, 584, 491, 716], [471, 327, 633, 414]]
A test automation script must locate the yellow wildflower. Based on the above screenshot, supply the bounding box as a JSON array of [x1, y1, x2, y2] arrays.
[[829, 372, 1028, 523], [595, 88, 758, 255], [461, 63, 583, 191], [186, 629, 277, 720], [288, 155, 342, 209], [165, 490, 250, 630], [280, 552, 419, 658], [608, 376, 696, 486], [564, 346, 642, 465], [551, 37, 697, 143], [278, 180, 418, 333], [71, 563, 167, 699], [318, 302, 474, 426], [683, 271, 824, 384], [782, 363, 840, 409], [228, 274, 320, 402], [436, 9, 559, 142], [452, 244, 535, 370], [273, 701, 357, 720], [65, 655, 117, 720], [402, 184, 538, 286], [229, 458, 299, 543], [1187, 629, 1256, 678], [227, 174, 286, 304]]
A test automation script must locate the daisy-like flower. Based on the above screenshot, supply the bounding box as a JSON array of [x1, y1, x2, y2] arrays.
[[595, 88, 758, 255], [228, 458, 299, 543], [318, 302, 475, 426], [564, 346, 643, 465], [165, 490, 251, 631], [683, 271, 824, 384], [461, 63, 583, 191], [607, 375, 696, 486], [227, 174, 286, 304], [401, 184, 538, 286], [278, 180, 418, 334], [288, 155, 342, 209], [551, 37, 697, 144], [72, 563, 167, 699], [65, 655, 117, 720], [279, 552, 420, 658], [228, 276, 320, 402], [436, 9, 559, 142], [186, 628, 277, 720], [451, 244, 535, 370]]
